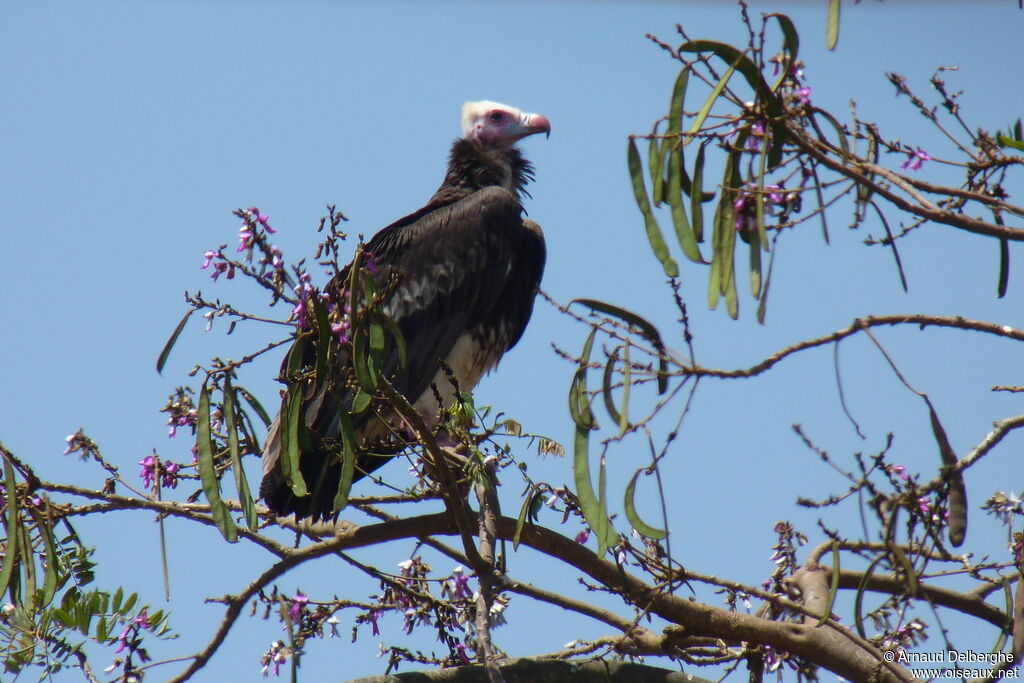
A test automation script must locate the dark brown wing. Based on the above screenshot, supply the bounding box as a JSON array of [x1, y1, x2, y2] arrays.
[[260, 187, 545, 520]]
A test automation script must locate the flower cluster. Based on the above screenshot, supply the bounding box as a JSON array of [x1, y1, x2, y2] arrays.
[[982, 491, 1022, 525], [901, 147, 932, 171], [732, 183, 801, 233], [287, 591, 308, 623], [62, 430, 99, 461], [161, 388, 197, 438], [440, 566, 473, 601], [879, 619, 928, 656], [259, 640, 292, 678], [291, 272, 315, 328], [138, 455, 182, 490], [200, 249, 235, 281]]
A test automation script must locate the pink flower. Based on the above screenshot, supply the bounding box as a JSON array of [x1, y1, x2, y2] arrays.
[[248, 207, 276, 234], [139, 455, 157, 489], [574, 528, 591, 544], [288, 592, 308, 622], [901, 147, 932, 171], [162, 462, 180, 489]]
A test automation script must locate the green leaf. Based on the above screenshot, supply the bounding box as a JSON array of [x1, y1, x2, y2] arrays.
[[628, 138, 679, 278], [352, 325, 374, 393], [368, 320, 386, 387], [313, 298, 331, 389], [236, 386, 272, 428], [569, 329, 598, 430], [765, 13, 800, 92], [281, 386, 307, 497], [513, 487, 541, 551], [666, 141, 705, 263], [224, 378, 258, 530], [197, 383, 238, 543], [667, 67, 689, 134], [569, 331, 616, 556], [679, 40, 781, 118], [618, 344, 631, 438], [690, 140, 708, 242], [351, 388, 372, 414], [26, 509, 58, 609], [574, 425, 615, 557], [710, 154, 740, 319], [570, 298, 669, 394], [331, 407, 358, 515], [926, 401, 967, 547], [854, 554, 886, 638], [623, 469, 666, 539], [810, 107, 850, 162], [749, 236, 762, 299], [997, 133, 1024, 152], [826, 0, 841, 50], [379, 314, 408, 371], [0, 458, 20, 604], [998, 237, 1010, 298], [601, 348, 622, 428], [649, 136, 665, 207], [684, 57, 739, 145], [156, 309, 193, 374], [754, 141, 769, 253], [816, 541, 840, 626]]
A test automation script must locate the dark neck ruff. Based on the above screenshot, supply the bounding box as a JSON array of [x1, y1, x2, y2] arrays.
[[432, 138, 535, 203]]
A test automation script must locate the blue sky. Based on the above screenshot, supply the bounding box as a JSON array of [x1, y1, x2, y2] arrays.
[[3, 1, 1024, 680]]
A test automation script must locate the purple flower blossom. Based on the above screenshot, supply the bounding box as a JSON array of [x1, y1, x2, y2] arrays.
[[364, 251, 378, 275], [63, 433, 79, 455], [901, 147, 932, 171], [248, 207, 276, 234], [200, 250, 217, 269], [744, 122, 767, 153], [574, 528, 590, 544], [167, 412, 196, 438], [733, 193, 756, 233], [132, 609, 152, 629], [237, 229, 254, 253], [211, 260, 234, 281], [615, 548, 627, 565], [291, 272, 315, 328], [764, 184, 785, 205], [162, 462, 180, 489], [139, 455, 157, 489], [331, 322, 349, 345], [115, 624, 132, 654], [888, 464, 910, 481], [796, 87, 812, 105], [454, 642, 470, 664], [447, 566, 472, 600], [368, 609, 381, 636], [288, 591, 308, 622]]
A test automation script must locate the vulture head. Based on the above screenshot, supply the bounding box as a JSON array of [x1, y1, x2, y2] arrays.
[[461, 100, 551, 148]]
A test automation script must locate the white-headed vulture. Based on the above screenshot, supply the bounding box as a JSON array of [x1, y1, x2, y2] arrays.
[[260, 101, 550, 520]]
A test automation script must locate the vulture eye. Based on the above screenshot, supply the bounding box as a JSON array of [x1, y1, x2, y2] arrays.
[[488, 111, 505, 123]]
